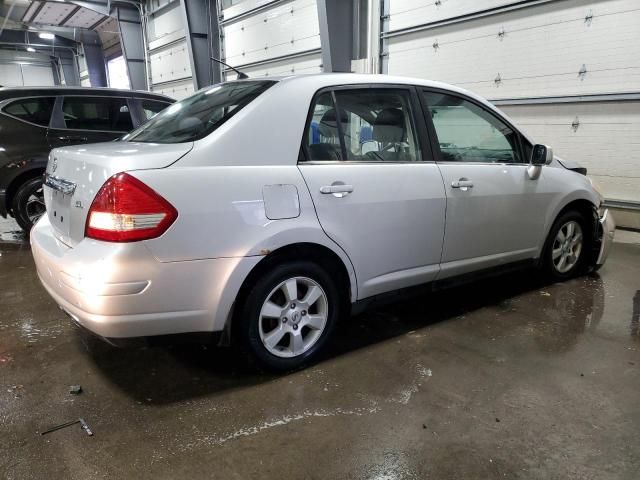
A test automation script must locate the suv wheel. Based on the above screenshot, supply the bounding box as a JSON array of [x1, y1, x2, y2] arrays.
[[542, 211, 590, 280], [237, 261, 341, 371], [12, 177, 46, 232]]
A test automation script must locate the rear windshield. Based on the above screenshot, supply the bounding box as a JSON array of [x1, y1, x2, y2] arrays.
[[124, 81, 275, 143]]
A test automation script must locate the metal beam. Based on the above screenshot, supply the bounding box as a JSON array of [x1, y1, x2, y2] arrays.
[[492, 93, 640, 105], [116, 5, 148, 90], [82, 40, 107, 87], [180, 0, 222, 90], [317, 0, 354, 72], [60, 56, 80, 86]]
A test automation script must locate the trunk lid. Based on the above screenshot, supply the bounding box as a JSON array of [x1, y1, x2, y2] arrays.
[[43, 141, 192, 247]]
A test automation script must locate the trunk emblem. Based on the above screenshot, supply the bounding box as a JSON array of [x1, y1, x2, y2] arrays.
[[51, 157, 58, 172], [75, 201, 83, 209]]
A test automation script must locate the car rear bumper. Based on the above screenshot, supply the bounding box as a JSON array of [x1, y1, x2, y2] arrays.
[[31, 216, 260, 339], [596, 208, 615, 266]]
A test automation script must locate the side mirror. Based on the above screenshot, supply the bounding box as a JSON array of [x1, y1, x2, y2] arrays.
[[531, 144, 553, 165]]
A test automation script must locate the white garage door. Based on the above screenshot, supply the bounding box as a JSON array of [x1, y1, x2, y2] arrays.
[[384, 0, 640, 204], [499, 100, 640, 202], [222, 0, 322, 80], [0, 63, 55, 87], [146, 1, 195, 100]]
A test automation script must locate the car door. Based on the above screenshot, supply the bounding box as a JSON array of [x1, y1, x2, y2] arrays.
[[299, 86, 446, 300], [47, 96, 134, 148], [420, 89, 549, 279]]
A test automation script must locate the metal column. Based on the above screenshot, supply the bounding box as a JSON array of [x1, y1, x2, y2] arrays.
[[82, 41, 107, 87], [116, 6, 148, 90], [317, 0, 354, 72], [180, 0, 222, 90]]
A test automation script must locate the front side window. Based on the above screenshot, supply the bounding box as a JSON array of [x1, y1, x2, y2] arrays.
[[423, 91, 522, 163], [304, 88, 422, 162], [125, 81, 275, 143], [62, 97, 133, 132], [3, 97, 55, 127]]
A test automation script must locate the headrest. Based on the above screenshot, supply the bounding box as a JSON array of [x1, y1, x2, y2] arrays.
[[319, 108, 347, 138], [373, 108, 406, 144]]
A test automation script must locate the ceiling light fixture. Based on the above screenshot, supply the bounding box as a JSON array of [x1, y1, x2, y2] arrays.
[[26, 47, 36, 52], [38, 32, 55, 40]]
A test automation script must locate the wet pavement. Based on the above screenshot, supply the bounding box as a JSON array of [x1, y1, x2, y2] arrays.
[[1, 216, 639, 479]]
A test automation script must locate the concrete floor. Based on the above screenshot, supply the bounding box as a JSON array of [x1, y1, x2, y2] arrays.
[[1, 215, 639, 480]]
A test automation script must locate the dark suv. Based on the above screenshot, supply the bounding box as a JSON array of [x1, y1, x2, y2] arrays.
[[0, 87, 173, 231]]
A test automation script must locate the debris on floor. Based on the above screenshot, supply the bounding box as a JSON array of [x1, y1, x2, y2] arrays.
[[69, 385, 82, 395], [41, 418, 93, 436]]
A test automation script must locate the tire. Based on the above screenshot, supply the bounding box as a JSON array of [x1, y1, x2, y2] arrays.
[[541, 210, 591, 281], [12, 177, 46, 232], [236, 260, 342, 371]]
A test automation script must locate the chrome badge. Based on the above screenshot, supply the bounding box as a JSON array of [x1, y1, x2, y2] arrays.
[[51, 157, 58, 173]]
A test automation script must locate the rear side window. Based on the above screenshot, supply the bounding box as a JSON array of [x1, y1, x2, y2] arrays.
[[125, 81, 275, 143], [303, 88, 422, 162], [62, 97, 133, 132], [3, 97, 55, 126], [140, 100, 171, 120]]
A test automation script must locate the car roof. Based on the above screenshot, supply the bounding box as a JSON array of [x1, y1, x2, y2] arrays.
[[235, 72, 495, 109], [0, 86, 174, 102]]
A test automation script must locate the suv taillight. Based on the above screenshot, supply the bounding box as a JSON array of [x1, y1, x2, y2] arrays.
[[85, 173, 177, 242]]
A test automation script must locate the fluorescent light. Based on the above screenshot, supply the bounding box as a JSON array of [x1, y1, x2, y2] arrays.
[[26, 47, 36, 52], [38, 32, 55, 40]]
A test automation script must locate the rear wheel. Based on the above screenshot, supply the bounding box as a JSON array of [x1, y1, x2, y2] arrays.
[[12, 177, 46, 232], [541, 211, 590, 280], [237, 261, 341, 371]]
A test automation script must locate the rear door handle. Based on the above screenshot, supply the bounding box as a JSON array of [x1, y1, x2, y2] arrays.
[[451, 179, 474, 190], [320, 184, 354, 197]]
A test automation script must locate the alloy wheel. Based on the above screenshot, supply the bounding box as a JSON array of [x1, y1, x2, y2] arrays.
[[25, 187, 46, 225], [258, 276, 328, 358], [552, 220, 583, 274]]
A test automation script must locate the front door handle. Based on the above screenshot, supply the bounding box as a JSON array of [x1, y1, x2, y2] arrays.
[[320, 184, 354, 197], [57, 135, 88, 143], [451, 178, 474, 190]]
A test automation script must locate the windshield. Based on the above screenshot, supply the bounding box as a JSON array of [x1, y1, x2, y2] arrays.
[[124, 81, 275, 143]]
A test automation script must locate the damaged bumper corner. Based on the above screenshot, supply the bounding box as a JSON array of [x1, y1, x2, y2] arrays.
[[596, 208, 615, 266]]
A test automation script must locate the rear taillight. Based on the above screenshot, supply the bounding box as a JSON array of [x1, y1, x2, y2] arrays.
[[85, 173, 177, 242]]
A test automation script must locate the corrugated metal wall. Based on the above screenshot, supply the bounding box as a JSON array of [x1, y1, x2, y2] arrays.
[[383, 0, 640, 204]]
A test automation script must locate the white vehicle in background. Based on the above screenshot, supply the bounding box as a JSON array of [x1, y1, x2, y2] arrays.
[[31, 74, 615, 370]]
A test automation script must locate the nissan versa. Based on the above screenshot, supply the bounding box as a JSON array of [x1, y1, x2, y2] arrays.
[[31, 74, 615, 370]]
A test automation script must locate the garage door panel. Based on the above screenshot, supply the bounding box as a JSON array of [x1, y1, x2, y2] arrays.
[[387, 0, 640, 99], [149, 41, 192, 85], [223, 0, 320, 67], [226, 53, 322, 80], [389, 0, 522, 32], [0, 64, 23, 86], [500, 102, 640, 202]]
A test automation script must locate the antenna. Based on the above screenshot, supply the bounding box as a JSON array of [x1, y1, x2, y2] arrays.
[[211, 57, 249, 80]]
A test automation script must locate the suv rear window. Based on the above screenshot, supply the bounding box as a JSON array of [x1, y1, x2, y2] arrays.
[[140, 100, 171, 120], [3, 97, 55, 126], [125, 81, 275, 143], [62, 97, 133, 132]]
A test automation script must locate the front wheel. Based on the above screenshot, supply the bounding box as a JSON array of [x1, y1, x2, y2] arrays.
[[12, 177, 46, 232], [541, 211, 591, 281], [236, 261, 341, 371]]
